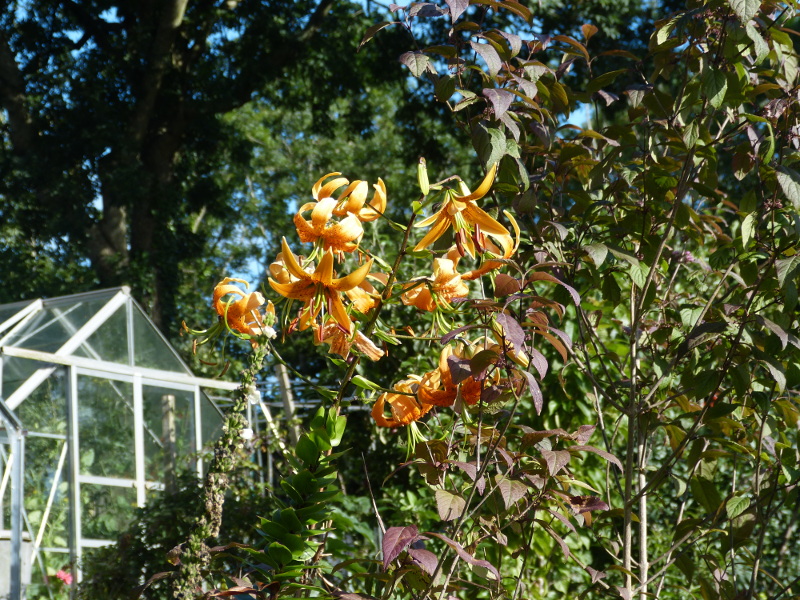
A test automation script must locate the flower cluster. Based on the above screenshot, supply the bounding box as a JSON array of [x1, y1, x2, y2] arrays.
[[268, 173, 387, 360]]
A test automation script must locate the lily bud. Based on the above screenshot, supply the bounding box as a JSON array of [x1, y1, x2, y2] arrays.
[[418, 157, 430, 195]]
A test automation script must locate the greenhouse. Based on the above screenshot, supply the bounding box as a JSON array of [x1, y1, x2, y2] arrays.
[[0, 287, 239, 599]]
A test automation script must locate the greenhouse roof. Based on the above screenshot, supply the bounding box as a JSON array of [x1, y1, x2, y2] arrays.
[[0, 287, 237, 408]]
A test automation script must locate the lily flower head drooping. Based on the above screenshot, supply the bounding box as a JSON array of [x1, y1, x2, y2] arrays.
[[294, 196, 364, 254], [413, 163, 513, 258], [418, 345, 484, 407], [371, 376, 430, 428], [401, 247, 469, 312], [310, 172, 387, 222], [331, 177, 387, 222], [268, 237, 372, 331], [313, 318, 384, 361]]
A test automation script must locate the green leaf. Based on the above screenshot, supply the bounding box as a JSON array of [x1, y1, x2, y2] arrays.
[[775, 166, 800, 210], [295, 434, 319, 465], [726, 496, 750, 520], [351, 375, 379, 390], [728, 0, 760, 23], [690, 476, 723, 513], [435, 75, 456, 102], [776, 255, 800, 288], [583, 243, 608, 267], [702, 69, 727, 109], [435, 489, 466, 521], [683, 121, 699, 148], [741, 212, 756, 249], [745, 23, 769, 64], [472, 124, 507, 167], [268, 541, 294, 566]]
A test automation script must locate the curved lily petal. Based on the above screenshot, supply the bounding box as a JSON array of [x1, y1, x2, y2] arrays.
[[316, 176, 350, 201], [458, 162, 498, 202], [331, 258, 373, 291], [280, 238, 313, 281], [312, 172, 342, 198]]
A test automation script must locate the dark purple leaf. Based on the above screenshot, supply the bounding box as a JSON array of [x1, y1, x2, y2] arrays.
[[494, 475, 527, 509], [408, 548, 438, 575], [409, 2, 447, 18], [358, 22, 395, 52], [469, 349, 499, 379], [529, 347, 548, 379], [545, 508, 577, 533], [536, 521, 569, 558], [534, 34, 552, 50], [482, 88, 515, 120], [382, 526, 419, 570], [425, 532, 501, 579], [498, 31, 522, 56], [388, 3, 403, 11], [444, 0, 469, 22], [480, 385, 503, 403], [494, 313, 526, 355], [496, 446, 515, 468], [500, 112, 521, 141], [756, 315, 789, 350], [522, 371, 543, 415], [586, 566, 607, 584], [568, 495, 610, 514], [617, 586, 632, 600], [541, 449, 571, 475], [529, 271, 581, 306], [570, 444, 623, 471], [450, 460, 477, 480], [470, 41, 502, 77], [442, 323, 483, 344], [574, 425, 595, 444], [435, 489, 466, 521], [547, 326, 573, 350], [399, 51, 430, 78], [594, 89, 619, 106], [447, 355, 472, 385], [511, 73, 538, 98]]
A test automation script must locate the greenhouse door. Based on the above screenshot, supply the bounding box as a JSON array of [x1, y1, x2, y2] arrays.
[[69, 368, 201, 577]]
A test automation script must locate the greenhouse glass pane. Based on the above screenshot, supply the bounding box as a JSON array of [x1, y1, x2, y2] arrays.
[[24, 437, 70, 549], [77, 376, 134, 478], [14, 373, 67, 435], [80, 484, 137, 540], [28, 549, 71, 599], [0, 442, 9, 530], [131, 306, 184, 371], [2, 298, 108, 353], [73, 304, 130, 365], [0, 355, 40, 400], [142, 386, 195, 482], [200, 394, 225, 448]]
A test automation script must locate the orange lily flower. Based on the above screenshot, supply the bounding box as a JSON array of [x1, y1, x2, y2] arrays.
[[401, 247, 469, 312], [313, 318, 384, 361], [414, 163, 513, 258], [418, 345, 484, 407], [268, 238, 372, 331], [462, 211, 521, 281], [312, 172, 387, 222], [346, 272, 387, 313], [212, 278, 275, 338], [294, 196, 364, 254], [372, 376, 431, 428]]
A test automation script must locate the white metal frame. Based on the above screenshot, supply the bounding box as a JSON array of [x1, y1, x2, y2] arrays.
[[0, 288, 240, 594]]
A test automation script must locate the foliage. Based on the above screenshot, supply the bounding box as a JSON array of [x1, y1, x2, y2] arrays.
[[50, 1, 800, 599]]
